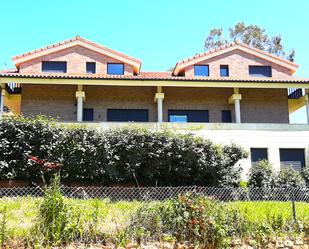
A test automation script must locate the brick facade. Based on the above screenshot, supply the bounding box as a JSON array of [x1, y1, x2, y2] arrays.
[[19, 46, 134, 75], [184, 49, 293, 78], [21, 85, 289, 123]]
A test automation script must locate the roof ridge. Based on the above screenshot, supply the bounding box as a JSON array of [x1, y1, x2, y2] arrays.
[[176, 41, 298, 67], [12, 36, 142, 64]]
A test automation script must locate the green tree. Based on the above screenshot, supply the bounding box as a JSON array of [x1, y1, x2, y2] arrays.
[[204, 22, 295, 62]]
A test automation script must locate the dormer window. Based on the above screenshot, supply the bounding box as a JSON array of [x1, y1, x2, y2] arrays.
[[107, 63, 124, 75], [194, 65, 209, 76], [220, 65, 229, 77], [42, 61, 67, 73], [249, 66, 272, 77], [86, 62, 96, 74]]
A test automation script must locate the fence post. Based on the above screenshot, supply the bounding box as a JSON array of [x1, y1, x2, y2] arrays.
[[291, 188, 297, 222]]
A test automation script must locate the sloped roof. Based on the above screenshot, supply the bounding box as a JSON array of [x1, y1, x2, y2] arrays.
[[1, 71, 308, 84], [12, 36, 142, 74], [173, 42, 299, 75]]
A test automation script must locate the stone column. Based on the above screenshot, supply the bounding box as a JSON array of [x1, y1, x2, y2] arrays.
[[157, 97, 163, 123], [0, 87, 5, 120], [306, 94, 309, 124], [228, 88, 242, 124], [155, 86, 164, 123], [76, 85, 85, 122], [235, 98, 241, 124]]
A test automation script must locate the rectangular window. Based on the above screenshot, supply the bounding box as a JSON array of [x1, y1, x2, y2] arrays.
[[86, 62, 96, 74], [107, 109, 149, 122], [220, 65, 229, 77], [42, 61, 67, 73], [83, 108, 94, 121], [221, 110, 232, 123], [251, 148, 268, 164], [249, 66, 272, 77], [194, 65, 209, 76], [169, 115, 188, 123], [168, 110, 209, 122], [107, 63, 124, 75], [279, 149, 305, 171]]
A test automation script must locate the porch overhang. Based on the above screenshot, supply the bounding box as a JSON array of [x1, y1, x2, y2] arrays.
[[1, 76, 309, 89]]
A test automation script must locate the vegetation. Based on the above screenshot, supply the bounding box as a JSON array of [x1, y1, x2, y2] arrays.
[[204, 22, 295, 61], [0, 192, 307, 248], [0, 116, 248, 187], [248, 160, 308, 188]]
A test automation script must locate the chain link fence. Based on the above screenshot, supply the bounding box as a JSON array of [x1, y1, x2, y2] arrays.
[[0, 185, 308, 202], [0, 186, 308, 237]]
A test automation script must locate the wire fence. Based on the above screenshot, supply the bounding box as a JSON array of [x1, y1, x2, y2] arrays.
[[0, 185, 308, 202], [0, 186, 308, 229]]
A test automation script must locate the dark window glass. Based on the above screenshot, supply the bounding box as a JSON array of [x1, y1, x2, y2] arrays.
[[168, 110, 209, 122], [249, 66, 272, 77], [107, 109, 148, 122], [279, 149, 305, 171], [107, 63, 124, 75], [42, 61, 67, 73], [86, 62, 96, 74], [221, 110, 232, 123], [220, 65, 229, 77], [83, 108, 94, 121], [251, 148, 268, 163], [194, 65, 209, 76]]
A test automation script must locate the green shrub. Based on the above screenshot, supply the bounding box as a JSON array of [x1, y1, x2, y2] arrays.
[[0, 116, 63, 182], [301, 166, 309, 187], [0, 116, 248, 187], [276, 167, 306, 188], [248, 160, 275, 187]]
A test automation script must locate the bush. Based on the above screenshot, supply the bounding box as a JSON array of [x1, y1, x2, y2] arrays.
[[301, 166, 309, 187], [248, 160, 275, 187], [0, 116, 63, 182], [276, 167, 306, 188], [0, 116, 248, 187]]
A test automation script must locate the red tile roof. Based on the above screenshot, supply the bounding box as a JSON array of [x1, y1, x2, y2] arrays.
[[1, 71, 308, 83], [173, 41, 299, 75], [12, 35, 141, 64]]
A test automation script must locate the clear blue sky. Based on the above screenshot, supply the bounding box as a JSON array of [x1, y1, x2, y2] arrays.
[[1, 0, 308, 123]]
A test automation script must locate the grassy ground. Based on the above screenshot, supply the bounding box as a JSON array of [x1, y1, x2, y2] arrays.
[[0, 197, 308, 239]]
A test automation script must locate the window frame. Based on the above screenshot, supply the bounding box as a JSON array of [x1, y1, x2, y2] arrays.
[[86, 62, 96, 74], [249, 65, 272, 77], [279, 148, 305, 171], [107, 63, 125, 75], [83, 108, 94, 121], [168, 110, 209, 123], [107, 109, 149, 122], [220, 65, 229, 77], [42, 61, 67, 73], [250, 148, 269, 164], [221, 110, 232, 123], [194, 65, 209, 77]]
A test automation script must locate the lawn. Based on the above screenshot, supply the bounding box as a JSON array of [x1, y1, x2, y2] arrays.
[[0, 197, 308, 240]]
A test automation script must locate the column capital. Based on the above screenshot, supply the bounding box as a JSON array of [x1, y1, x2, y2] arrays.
[[76, 91, 85, 101], [228, 93, 242, 104], [154, 92, 164, 103]]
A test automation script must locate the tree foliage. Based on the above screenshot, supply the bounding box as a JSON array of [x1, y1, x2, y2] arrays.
[[204, 22, 295, 61]]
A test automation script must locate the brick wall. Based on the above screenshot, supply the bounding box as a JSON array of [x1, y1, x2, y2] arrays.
[[21, 85, 289, 123], [184, 49, 293, 78], [19, 46, 134, 75]]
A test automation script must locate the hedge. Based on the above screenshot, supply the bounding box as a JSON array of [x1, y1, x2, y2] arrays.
[[0, 116, 248, 187]]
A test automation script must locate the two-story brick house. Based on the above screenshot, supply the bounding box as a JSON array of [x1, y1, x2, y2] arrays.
[[1, 36, 309, 176]]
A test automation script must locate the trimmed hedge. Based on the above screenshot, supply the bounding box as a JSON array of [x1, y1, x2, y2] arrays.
[[0, 116, 248, 187]]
